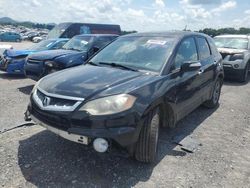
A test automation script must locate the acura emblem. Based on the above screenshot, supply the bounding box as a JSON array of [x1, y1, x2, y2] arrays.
[[43, 96, 51, 107]]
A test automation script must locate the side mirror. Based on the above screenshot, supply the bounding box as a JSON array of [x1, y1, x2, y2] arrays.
[[92, 46, 100, 53], [181, 61, 201, 72]]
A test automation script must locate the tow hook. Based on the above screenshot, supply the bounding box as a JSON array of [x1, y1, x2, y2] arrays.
[[24, 109, 31, 121]]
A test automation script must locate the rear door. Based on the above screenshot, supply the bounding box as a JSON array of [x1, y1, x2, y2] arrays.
[[195, 37, 216, 101], [171, 37, 203, 120]]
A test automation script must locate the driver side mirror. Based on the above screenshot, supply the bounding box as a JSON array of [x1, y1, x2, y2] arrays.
[[181, 61, 201, 72]]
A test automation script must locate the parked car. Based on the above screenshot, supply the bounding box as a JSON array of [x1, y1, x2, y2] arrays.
[[0, 38, 69, 74], [214, 35, 250, 82], [25, 31, 224, 163], [24, 34, 118, 80], [0, 32, 21, 42]]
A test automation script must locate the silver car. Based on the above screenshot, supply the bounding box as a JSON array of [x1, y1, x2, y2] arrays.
[[214, 35, 250, 82]]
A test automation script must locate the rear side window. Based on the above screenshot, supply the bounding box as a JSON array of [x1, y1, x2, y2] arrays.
[[197, 37, 211, 60], [174, 37, 198, 70]]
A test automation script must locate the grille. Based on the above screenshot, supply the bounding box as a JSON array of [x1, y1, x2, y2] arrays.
[[31, 100, 71, 130], [27, 58, 43, 64], [36, 89, 77, 107]]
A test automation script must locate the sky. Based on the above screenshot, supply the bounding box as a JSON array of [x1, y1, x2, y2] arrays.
[[0, 0, 250, 31]]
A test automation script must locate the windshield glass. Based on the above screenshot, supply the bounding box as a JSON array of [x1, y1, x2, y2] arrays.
[[62, 36, 92, 51], [90, 36, 176, 72], [214, 37, 249, 49], [28, 39, 56, 51], [47, 23, 71, 39]]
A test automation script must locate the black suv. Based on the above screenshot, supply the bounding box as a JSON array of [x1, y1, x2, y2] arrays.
[[25, 31, 224, 163]]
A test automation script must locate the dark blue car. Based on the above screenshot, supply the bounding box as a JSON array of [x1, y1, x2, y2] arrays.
[[24, 34, 118, 80], [0, 38, 69, 74]]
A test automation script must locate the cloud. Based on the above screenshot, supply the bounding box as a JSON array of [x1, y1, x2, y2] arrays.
[[155, 0, 165, 8], [186, 0, 221, 5], [212, 0, 237, 13]]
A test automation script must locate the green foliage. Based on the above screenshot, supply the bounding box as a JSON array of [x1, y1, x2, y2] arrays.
[[199, 27, 250, 37], [121, 30, 137, 35], [0, 22, 55, 30]]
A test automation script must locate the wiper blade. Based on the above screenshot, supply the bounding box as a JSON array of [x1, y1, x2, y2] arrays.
[[88, 61, 99, 66], [98, 62, 138, 71]]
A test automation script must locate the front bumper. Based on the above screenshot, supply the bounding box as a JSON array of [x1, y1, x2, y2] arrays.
[[24, 60, 45, 81], [223, 65, 244, 78], [26, 101, 141, 147]]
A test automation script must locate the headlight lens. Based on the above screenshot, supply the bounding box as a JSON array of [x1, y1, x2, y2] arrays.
[[45, 61, 55, 68], [230, 53, 244, 61], [79, 94, 136, 115]]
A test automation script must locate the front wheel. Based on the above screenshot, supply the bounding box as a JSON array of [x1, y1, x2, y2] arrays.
[[203, 79, 222, 108], [134, 108, 160, 163]]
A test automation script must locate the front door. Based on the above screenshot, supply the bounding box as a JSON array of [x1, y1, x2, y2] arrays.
[[170, 37, 204, 121]]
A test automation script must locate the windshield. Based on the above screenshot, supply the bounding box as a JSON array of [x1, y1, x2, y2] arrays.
[[47, 23, 71, 39], [28, 39, 56, 51], [62, 36, 92, 51], [89, 36, 176, 72], [214, 37, 249, 49]]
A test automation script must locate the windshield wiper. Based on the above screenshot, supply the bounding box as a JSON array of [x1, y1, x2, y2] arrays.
[[98, 62, 138, 71], [88, 61, 99, 66], [67, 48, 81, 51]]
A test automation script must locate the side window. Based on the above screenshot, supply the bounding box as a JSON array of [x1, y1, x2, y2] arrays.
[[197, 37, 211, 60], [173, 37, 198, 70], [94, 37, 112, 48]]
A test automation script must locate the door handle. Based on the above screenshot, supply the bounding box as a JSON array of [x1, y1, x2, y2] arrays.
[[198, 69, 204, 75]]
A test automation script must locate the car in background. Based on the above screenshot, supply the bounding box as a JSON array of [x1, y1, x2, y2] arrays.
[[214, 35, 250, 82], [32, 35, 47, 43], [0, 32, 21, 42], [0, 38, 69, 74], [25, 31, 224, 163], [47, 22, 121, 39], [24, 34, 118, 80]]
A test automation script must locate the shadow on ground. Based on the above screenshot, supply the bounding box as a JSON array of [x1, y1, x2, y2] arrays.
[[18, 85, 34, 95], [18, 106, 218, 187], [0, 72, 26, 80], [223, 75, 249, 86]]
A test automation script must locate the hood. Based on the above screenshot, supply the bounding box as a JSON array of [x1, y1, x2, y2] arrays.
[[5, 49, 36, 57], [28, 49, 78, 61], [39, 65, 155, 99], [54, 51, 87, 67], [217, 48, 247, 54]]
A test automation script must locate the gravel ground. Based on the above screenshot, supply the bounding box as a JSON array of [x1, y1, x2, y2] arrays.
[[0, 42, 250, 188]]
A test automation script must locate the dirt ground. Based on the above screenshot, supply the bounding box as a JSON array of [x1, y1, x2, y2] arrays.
[[0, 42, 250, 188]]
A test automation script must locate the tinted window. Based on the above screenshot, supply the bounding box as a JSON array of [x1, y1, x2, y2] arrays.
[[94, 37, 114, 48], [197, 37, 211, 60], [174, 37, 198, 70]]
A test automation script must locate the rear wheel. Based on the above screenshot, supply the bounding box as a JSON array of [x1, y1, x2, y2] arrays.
[[203, 78, 222, 108], [134, 108, 160, 163], [239, 64, 249, 82]]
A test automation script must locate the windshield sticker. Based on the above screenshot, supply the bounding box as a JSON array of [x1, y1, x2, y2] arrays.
[[81, 40, 88, 45], [146, 40, 167, 45]]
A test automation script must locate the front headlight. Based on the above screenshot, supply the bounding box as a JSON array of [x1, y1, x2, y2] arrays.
[[45, 61, 55, 68], [230, 53, 244, 61], [79, 94, 136, 115]]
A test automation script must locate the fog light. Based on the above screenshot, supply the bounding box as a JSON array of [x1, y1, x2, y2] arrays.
[[93, 138, 108, 153], [234, 64, 239, 68]]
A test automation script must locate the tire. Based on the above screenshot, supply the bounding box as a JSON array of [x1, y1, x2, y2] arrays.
[[238, 64, 249, 83], [134, 108, 160, 163], [203, 78, 222, 108]]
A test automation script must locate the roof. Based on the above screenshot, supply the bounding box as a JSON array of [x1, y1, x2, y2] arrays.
[[75, 34, 119, 37], [122, 31, 208, 38]]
